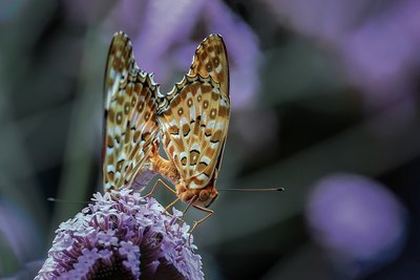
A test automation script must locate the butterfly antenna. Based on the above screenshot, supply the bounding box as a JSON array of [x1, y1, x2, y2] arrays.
[[47, 197, 89, 204], [218, 187, 285, 192]]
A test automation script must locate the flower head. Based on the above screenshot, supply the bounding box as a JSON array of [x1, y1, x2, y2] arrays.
[[306, 174, 407, 277], [35, 189, 204, 280]]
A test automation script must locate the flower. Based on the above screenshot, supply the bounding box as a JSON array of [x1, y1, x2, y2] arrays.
[[35, 189, 204, 280], [306, 174, 407, 278]]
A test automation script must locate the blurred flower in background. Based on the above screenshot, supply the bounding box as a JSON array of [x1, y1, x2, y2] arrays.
[[263, 0, 420, 108], [306, 174, 407, 278]]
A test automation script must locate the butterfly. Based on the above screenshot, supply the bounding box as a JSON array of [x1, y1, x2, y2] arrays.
[[103, 31, 230, 227]]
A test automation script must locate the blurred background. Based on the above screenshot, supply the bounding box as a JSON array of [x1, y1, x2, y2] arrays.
[[1, 0, 420, 279]]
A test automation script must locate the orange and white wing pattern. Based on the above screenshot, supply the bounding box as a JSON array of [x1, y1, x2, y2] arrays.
[[157, 34, 230, 190], [188, 34, 229, 95], [103, 31, 159, 191]]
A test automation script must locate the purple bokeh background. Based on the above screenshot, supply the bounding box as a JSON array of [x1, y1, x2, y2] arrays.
[[307, 174, 407, 277], [264, 0, 420, 108]]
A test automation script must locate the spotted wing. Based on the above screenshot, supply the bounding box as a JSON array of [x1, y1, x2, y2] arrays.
[[188, 34, 229, 94], [103, 31, 159, 191], [157, 34, 230, 190]]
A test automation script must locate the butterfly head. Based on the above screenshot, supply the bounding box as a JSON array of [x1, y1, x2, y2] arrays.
[[177, 181, 219, 208], [194, 186, 219, 208]]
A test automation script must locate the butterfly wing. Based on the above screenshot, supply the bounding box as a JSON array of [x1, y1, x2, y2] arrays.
[[188, 34, 229, 95], [189, 34, 230, 182], [103, 31, 159, 191], [157, 34, 230, 190]]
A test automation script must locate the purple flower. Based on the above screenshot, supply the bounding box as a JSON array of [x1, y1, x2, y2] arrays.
[[35, 189, 204, 280], [306, 174, 407, 277]]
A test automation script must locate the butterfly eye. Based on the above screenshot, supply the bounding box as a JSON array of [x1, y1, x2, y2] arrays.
[[199, 191, 209, 201]]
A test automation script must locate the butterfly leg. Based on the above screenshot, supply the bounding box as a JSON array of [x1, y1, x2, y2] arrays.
[[144, 178, 180, 217], [189, 205, 214, 233], [144, 178, 176, 197], [164, 197, 181, 212], [181, 195, 198, 217]]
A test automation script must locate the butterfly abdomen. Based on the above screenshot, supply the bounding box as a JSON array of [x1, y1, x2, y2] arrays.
[[149, 145, 180, 184]]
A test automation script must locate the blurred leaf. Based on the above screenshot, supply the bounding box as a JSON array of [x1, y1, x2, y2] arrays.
[[0, 90, 48, 235], [0, 232, 21, 277], [49, 29, 104, 238], [261, 244, 330, 280]]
